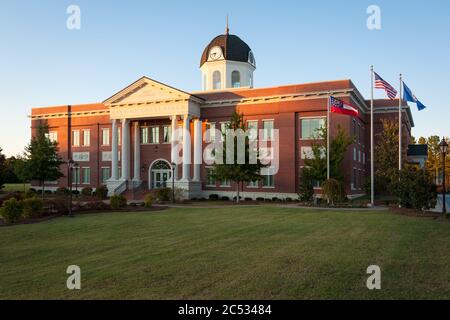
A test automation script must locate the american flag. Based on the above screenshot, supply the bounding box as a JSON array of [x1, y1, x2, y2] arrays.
[[374, 72, 398, 100]]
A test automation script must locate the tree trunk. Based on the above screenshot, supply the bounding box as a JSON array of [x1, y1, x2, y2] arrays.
[[236, 182, 240, 204]]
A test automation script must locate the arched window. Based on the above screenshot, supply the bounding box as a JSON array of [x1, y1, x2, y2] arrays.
[[213, 71, 221, 90], [231, 71, 241, 88], [248, 72, 253, 87]]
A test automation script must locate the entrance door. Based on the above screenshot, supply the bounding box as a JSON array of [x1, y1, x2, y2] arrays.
[[150, 160, 172, 189]]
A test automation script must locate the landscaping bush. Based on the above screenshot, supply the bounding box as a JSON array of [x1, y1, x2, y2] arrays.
[[44, 190, 53, 195], [144, 194, 154, 208], [55, 187, 69, 196], [84, 200, 109, 211], [221, 196, 230, 201], [298, 170, 314, 202], [110, 194, 127, 209], [22, 197, 44, 219], [0, 198, 23, 223], [81, 187, 93, 197], [94, 185, 108, 200], [233, 196, 242, 201], [285, 197, 293, 202], [391, 166, 437, 211], [209, 194, 219, 200], [322, 179, 346, 205], [153, 188, 171, 202], [256, 197, 264, 202], [24, 188, 37, 199], [45, 197, 69, 215], [244, 197, 253, 201], [72, 190, 80, 195], [272, 197, 280, 202]]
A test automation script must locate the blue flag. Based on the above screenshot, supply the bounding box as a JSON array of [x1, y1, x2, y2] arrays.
[[403, 82, 427, 111]]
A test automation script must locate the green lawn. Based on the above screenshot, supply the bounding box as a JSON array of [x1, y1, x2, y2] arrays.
[[1, 183, 30, 193], [0, 206, 448, 300]]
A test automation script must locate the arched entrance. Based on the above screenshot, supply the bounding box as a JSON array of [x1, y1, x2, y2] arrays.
[[148, 159, 172, 189]]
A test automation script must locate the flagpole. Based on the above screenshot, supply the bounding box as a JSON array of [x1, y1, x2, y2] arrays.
[[399, 74, 403, 171], [370, 65, 374, 207], [327, 93, 330, 180]]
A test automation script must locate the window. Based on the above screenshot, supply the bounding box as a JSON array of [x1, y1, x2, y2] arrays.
[[231, 70, 241, 88], [141, 127, 149, 144], [205, 122, 216, 142], [150, 126, 160, 144], [81, 167, 90, 185], [247, 180, 259, 188], [247, 121, 258, 140], [72, 130, 80, 147], [72, 167, 80, 185], [352, 168, 357, 190], [353, 148, 357, 161], [262, 120, 274, 141], [301, 118, 325, 139], [263, 175, 275, 188], [220, 179, 231, 187], [352, 119, 357, 137], [358, 150, 361, 163], [82, 130, 90, 147], [248, 72, 253, 87], [359, 170, 362, 190], [202, 73, 207, 91], [101, 167, 110, 183], [213, 71, 221, 90], [46, 131, 58, 143], [363, 152, 366, 164], [102, 129, 110, 146], [206, 168, 216, 186], [163, 126, 171, 143]]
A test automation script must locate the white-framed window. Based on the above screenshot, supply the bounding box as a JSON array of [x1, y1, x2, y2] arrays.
[[262, 120, 274, 141], [352, 167, 357, 190], [81, 167, 90, 185], [205, 167, 216, 186], [353, 148, 357, 161], [163, 126, 171, 143], [247, 180, 259, 188], [141, 127, 150, 144], [101, 167, 110, 183], [363, 152, 366, 164], [72, 130, 80, 147], [45, 131, 58, 143], [202, 73, 207, 91], [213, 71, 221, 90], [358, 150, 361, 163], [150, 126, 160, 144], [72, 167, 80, 185], [262, 175, 275, 188], [82, 130, 90, 147], [102, 128, 110, 146], [247, 120, 258, 140], [220, 179, 231, 187], [231, 70, 241, 88], [301, 118, 325, 139], [205, 122, 216, 142]]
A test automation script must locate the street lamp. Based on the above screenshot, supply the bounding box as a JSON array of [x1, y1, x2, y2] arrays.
[[68, 160, 75, 217], [439, 137, 448, 214], [171, 162, 176, 204]]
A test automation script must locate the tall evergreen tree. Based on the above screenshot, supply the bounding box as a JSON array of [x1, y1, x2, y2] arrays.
[[212, 112, 265, 203], [24, 123, 64, 198]]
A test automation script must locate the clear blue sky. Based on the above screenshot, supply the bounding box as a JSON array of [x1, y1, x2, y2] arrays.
[[1, 0, 449, 156]]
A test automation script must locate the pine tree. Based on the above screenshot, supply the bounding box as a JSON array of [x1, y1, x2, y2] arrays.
[[212, 112, 265, 203], [24, 123, 64, 199]]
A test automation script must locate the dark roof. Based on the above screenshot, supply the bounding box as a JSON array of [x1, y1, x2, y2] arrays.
[[200, 34, 252, 67], [407, 144, 428, 157]]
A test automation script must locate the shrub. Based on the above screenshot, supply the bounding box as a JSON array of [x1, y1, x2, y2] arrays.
[[244, 197, 253, 201], [298, 170, 314, 202], [29, 188, 37, 193], [256, 197, 264, 202], [94, 185, 108, 200], [24, 189, 38, 199], [55, 187, 69, 196], [144, 194, 153, 208], [391, 166, 437, 211], [322, 179, 346, 205], [72, 190, 80, 195], [209, 194, 219, 200], [23, 197, 44, 219], [233, 196, 242, 201], [84, 199, 109, 211], [285, 197, 293, 202], [81, 187, 93, 197], [44, 190, 53, 195], [110, 194, 127, 209], [272, 197, 280, 202], [153, 188, 172, 202], [46, 197, 69, 215], [221, 196, 230, 201], [0, 198, 23, 223]]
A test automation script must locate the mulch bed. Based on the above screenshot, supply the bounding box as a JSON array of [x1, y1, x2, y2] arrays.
[[0, 205, 168, 227], [388, 205, 447, 220]]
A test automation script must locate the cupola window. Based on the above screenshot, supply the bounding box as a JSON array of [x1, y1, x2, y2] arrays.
[[231, 71, 241, 88], [213, 71, 221, 90]]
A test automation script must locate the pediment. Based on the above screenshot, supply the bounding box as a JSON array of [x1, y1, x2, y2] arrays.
[[103, 76, 192, 105]]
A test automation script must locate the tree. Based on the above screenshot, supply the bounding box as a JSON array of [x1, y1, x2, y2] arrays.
[[13, 156, 29, 192], [301, 123, 353, 197], [3, 156, 20, 184], [24, 123, 64, 199], [374, 118, 404, 194], [0, 147, 5, 191], [212, 112, 266, 203]]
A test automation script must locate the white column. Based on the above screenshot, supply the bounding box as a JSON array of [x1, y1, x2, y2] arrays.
[[182, 114, 191, 181], [193, 119, 202, 182], [111, 119, 119, 180], [133, 121, 141, 182], [121, 119, 130, 181], [170, 115, 179, 181]]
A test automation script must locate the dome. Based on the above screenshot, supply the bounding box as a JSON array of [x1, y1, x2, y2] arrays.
[[200, 33, 254, 67]]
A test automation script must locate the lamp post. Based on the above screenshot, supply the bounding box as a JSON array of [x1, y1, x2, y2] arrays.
[[68, 160, 75, 217], [171, 162, 176, 204], [439, 137, 448, 214]]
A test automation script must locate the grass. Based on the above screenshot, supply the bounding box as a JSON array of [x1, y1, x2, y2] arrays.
[[0, 206, 449, 300], [1, 183, 30, 193]]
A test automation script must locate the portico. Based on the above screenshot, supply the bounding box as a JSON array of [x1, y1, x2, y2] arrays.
[[103, 77, 204, 197]]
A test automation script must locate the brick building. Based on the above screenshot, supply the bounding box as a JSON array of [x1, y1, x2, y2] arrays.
[[30, 30, 414, 199]]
